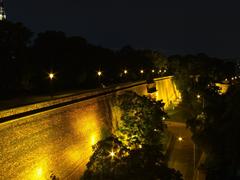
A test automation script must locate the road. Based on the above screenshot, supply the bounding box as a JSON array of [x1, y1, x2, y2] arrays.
[[166, 121, 195, 180]]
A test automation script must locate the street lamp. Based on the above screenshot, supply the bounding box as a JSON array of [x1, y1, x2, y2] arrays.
[[177, 136, 196, 169], [140, 69, 144, 74], [48, 73, 54, 80], [197, 94, 201, 99], [124, 69, 128, 75], [97, 70, 102, 77], [152, 69, 155, 73], [97, 70, 103, 87], [48, 72, 55, 98], [178, 136, 183, 142], [197, 94, 204, 109]]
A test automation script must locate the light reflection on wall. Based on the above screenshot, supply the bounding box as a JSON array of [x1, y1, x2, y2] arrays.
[[27, 159, 49, 180], [64, 103, 103, 176]]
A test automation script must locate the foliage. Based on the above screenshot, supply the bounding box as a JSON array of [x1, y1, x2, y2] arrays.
[[82, 136, 183, 180], [1, 20, 235, 100], [203, 86, 240, 180], [115, 91, 167, 149], [82, 92, 183, 180], [172, 54, 240, 179], [82, 136, 130, 180], [0, 21, 32, 97]]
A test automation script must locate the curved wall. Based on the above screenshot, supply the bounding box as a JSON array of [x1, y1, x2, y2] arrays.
[[0, 77, 179, 179]]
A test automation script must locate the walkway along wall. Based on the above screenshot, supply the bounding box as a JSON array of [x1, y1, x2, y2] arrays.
[[0, 77, 180, 179]]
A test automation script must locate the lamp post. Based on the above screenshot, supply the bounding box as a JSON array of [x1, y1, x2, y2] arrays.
[[97, 70, 102, 87], [48, 72, 55, 98], [197, 94, 204, 109], [140, 69, 144, 79], [178, 136, 196, 171]]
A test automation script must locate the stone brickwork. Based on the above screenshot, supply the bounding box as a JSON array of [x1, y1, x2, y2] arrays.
[[0, 77, 179, 179]]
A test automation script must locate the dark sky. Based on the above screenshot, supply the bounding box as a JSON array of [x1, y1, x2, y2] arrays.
[[5, 0, 240, 58]]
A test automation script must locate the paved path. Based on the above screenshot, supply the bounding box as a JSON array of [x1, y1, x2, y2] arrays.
[[167, 121, 195, 180]]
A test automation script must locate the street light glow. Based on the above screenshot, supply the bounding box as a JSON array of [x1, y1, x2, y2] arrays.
[[48, 73, 54, 80], [152, 69, 155, 73], [109, 150, 115, 158], [140, 69, 144, 74], [124, 69, 128, 74], [178, 136, 183, 142], [97, 70, 102, 77], [197, 94, 201, 99]]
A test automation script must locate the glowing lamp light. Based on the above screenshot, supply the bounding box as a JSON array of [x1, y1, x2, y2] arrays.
[[197, 94, 201, 99], [231, 77, 234, 80], [162, 116, 166, 120], [152, 69, 155, 73], [139, 144, 142, 149], [48, 73, 54, 80], [164, 69, 167, 73], [124, 69, 128, 74], [109, 150, 115, 158], [97, 71, 102, 77], [140, 69, 144, 74], [178, 136, 183, 142]]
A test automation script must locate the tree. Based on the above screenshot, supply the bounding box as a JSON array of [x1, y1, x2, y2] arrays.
[[82, 92, 182, 179], [82, 136, 183, 180], [115, 91, 167, 149], [0, 21, 32, 97]]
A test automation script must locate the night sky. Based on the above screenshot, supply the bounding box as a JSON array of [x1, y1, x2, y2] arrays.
[[5, 0, 240, 58]]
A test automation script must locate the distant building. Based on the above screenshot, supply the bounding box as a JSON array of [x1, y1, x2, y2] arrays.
[[0, 0, 6, 21]]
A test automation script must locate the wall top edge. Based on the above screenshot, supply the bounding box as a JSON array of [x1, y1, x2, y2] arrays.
[[0, 81, 147, 121]]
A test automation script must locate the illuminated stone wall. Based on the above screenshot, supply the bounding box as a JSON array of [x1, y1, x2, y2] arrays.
[[154, 76, 181, 108], [0, 83, 148, 179], [215, 83, 229, 95], [0, 78, 179, 179]]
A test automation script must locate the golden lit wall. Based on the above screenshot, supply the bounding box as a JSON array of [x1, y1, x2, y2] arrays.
[[154, 76, 181, 109], [0, 84, 148, 179], [215, 83, 229, 95], [0, 79, 179, 179]]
